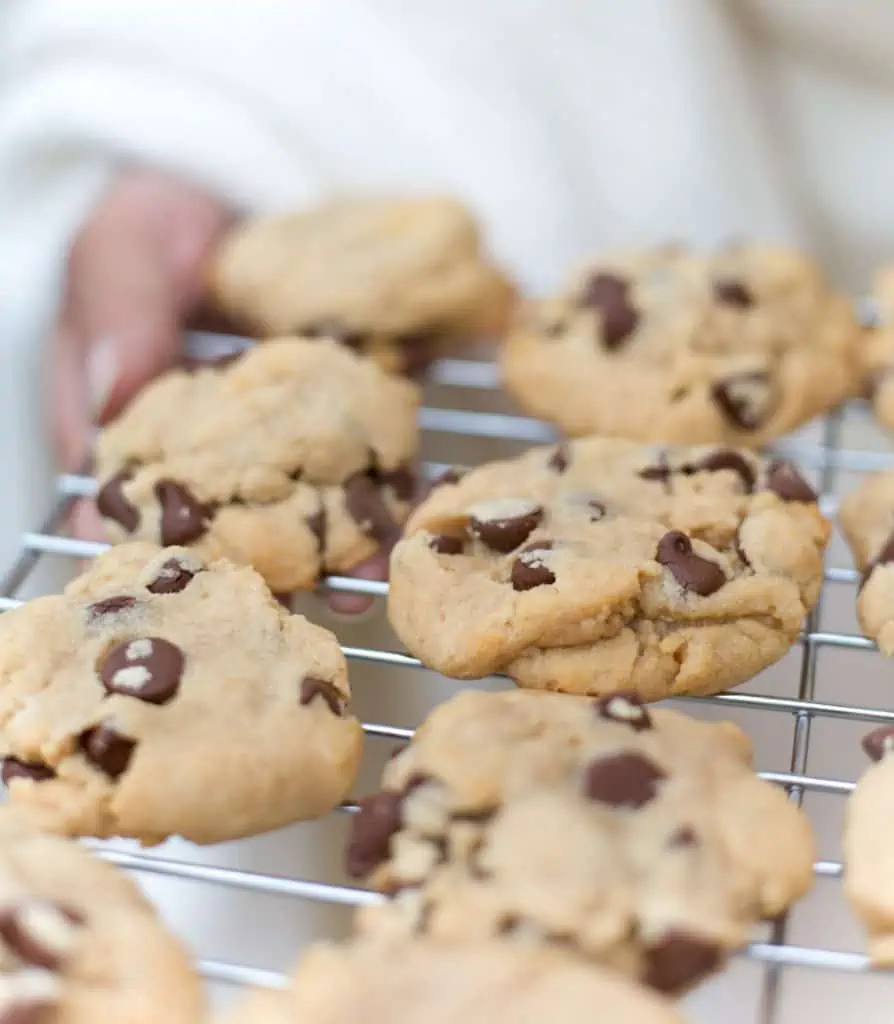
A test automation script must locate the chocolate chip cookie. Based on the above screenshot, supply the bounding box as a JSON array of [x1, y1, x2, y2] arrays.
[[347, 690, 814, 994], [860, 266, 894, 429], [0, 809, 202, 1022], [222, 938, 685, 1024], [844, 725, 894, 964], [388, 438, 828, 698], [0, 542, 363, 844], [209, 196, 515, 373], [502, 243, 859, 444], [96, 338, 419, 593], [838, 472, 894, 653]]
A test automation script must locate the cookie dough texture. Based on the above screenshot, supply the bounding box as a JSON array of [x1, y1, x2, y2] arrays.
[[845, 725, 894, 964], [210, 195, 515, 373], [839, 471, 894, 653], [862, 266, 894, 430], [96, 338, 419, 593], [349, 691, 814, 994], [502, 243, 859, 445], [0, 809, 202, 1023], [0, 543, 362, 845], [388, 438, 829, 698], [222, 938, 685, 1024]]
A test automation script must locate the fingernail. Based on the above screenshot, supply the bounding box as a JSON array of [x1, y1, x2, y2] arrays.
[[86, 336, 118, 423]]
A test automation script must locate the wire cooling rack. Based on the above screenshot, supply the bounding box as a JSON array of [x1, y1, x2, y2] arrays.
[[2, 338, 893, 1023]]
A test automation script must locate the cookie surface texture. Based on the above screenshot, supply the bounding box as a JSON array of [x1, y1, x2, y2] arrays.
[[861, 266, 894, 429], [388, 438, 828, 697]]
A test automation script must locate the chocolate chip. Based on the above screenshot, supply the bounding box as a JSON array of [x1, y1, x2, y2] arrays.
[[643, 931, 722, 993], [710, 371, 776, 431], [656, 531, 726, 596], [0, 759, 55, 785], [862, 725, 894, 762], [430, 535, 464, 555], [587, 499, 607, 522], [685, 450, 755, 493], [431, 468, 463, 489], [344, 472, 398, 545], [510, 547, 556, 591], [548, 445, 569, 473], [154, 480, 213, 546], [87, 595, 137, 619], [299, 677, 344, 716], [579, 273, 639, 349], [306, 507, 327, 556], [98, 637, 184, 705], [300, 319, 367, 350], [861, 532, 894, 590], [146, 556, 200, 595], [584, 752, 665, 809], [0, 902, 83, 970], [383, 465, 416, 503], [594, 692, 652, 732], [713, 279, 753, 308], [78, 724, 136, 779], [765, 460, 817, 503], [669, 825, 698, 847], [345, 791, 404, 878], [468, 500, 543, 553], [96, 469, 139, 533]]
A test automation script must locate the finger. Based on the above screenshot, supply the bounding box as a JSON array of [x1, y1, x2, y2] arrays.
[[326, 550, 389, 616], [48, 318, 90, 472]]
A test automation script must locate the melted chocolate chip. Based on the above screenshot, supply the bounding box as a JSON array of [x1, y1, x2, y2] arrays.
[[579, 273, 639, 349], [594, 692, 653, 732], [584, 752, 666, 809], [510, 547, 556, 591], [468, 501, 543, 553], [1, 758, 55, 785], [79, 724, 136, 779], [345, 791, 404, 878], [429, 535, 464, 555], [87, 595, 136, 619], [344, 472, 398, 545], [713, 279, 754, 308], [643, 931, 722, 993], [685, 450, 755, 493], [861, 532, 894, 590], [0, 901, 83, 970], [383, 465, 416, 503], [765, 460, 817, 503], [300, 320, 367, 350], [548, 445, 569, 473], [146, 556, 200, 595], [656, 531, 726, 596], [299, 677, 344, 716], [98, 637, 184, 705], [862, 725, 894, 762], [96, 469, 139, 533], [154, 480, 213, 546], [710, 371, 776, 431]]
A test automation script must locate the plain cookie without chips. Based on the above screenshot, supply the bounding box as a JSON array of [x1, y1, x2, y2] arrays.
[[502, 243, 859, 445], [0, 809, 202, 1023], [0, 543, 362, 845], [95, 338, 419, 593], [388, 438, 829, 698], [844, 725, 894, 964], [221, 938, 686, 1024], [861, 266, 894, 430], [347, 690, 815, 994], [209, 196, 514, 374]]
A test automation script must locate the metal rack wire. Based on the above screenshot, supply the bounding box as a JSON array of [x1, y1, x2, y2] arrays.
[[1, 346, 892, 1020]]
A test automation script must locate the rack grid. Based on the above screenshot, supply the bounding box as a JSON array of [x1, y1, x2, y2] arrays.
[[2, 343, 893, 1022]]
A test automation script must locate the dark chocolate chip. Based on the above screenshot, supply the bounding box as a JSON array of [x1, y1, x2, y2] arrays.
[[862, 725, 894, 762], [861, 532, 894, 590], [96, 469, 139, 533], [0, 901, 83, 970], [429, 535, 464, 555], [584, 752, 666, 809], [548, 445, 569, 473], [765, 460, 817, 503], [146, 556, 200, 595], [510, 547, 556, 591], [685, 450, 756, 493], [710, 371, 775, 431], [154, 480, 213, 546], [0, 758, 55, 786], [300, 319, 367, 350], [431, 468, 463, 489], [345, 791, 404, 878], [713, 279, 754, 308], [87, 595, 137, 619], [468, 501, 543, 553], [669, 825, 698, 848], [656, 531, 726, 596], [643, 931, 722, 993], [299, 677, 344, 716], [98, 637, 184, 705], [579, 273, 639, 349], [594, 692, 653, 732], [344, 472, 398, 545], [383, 465, 416, 503], [79, 724, 136, 779]]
